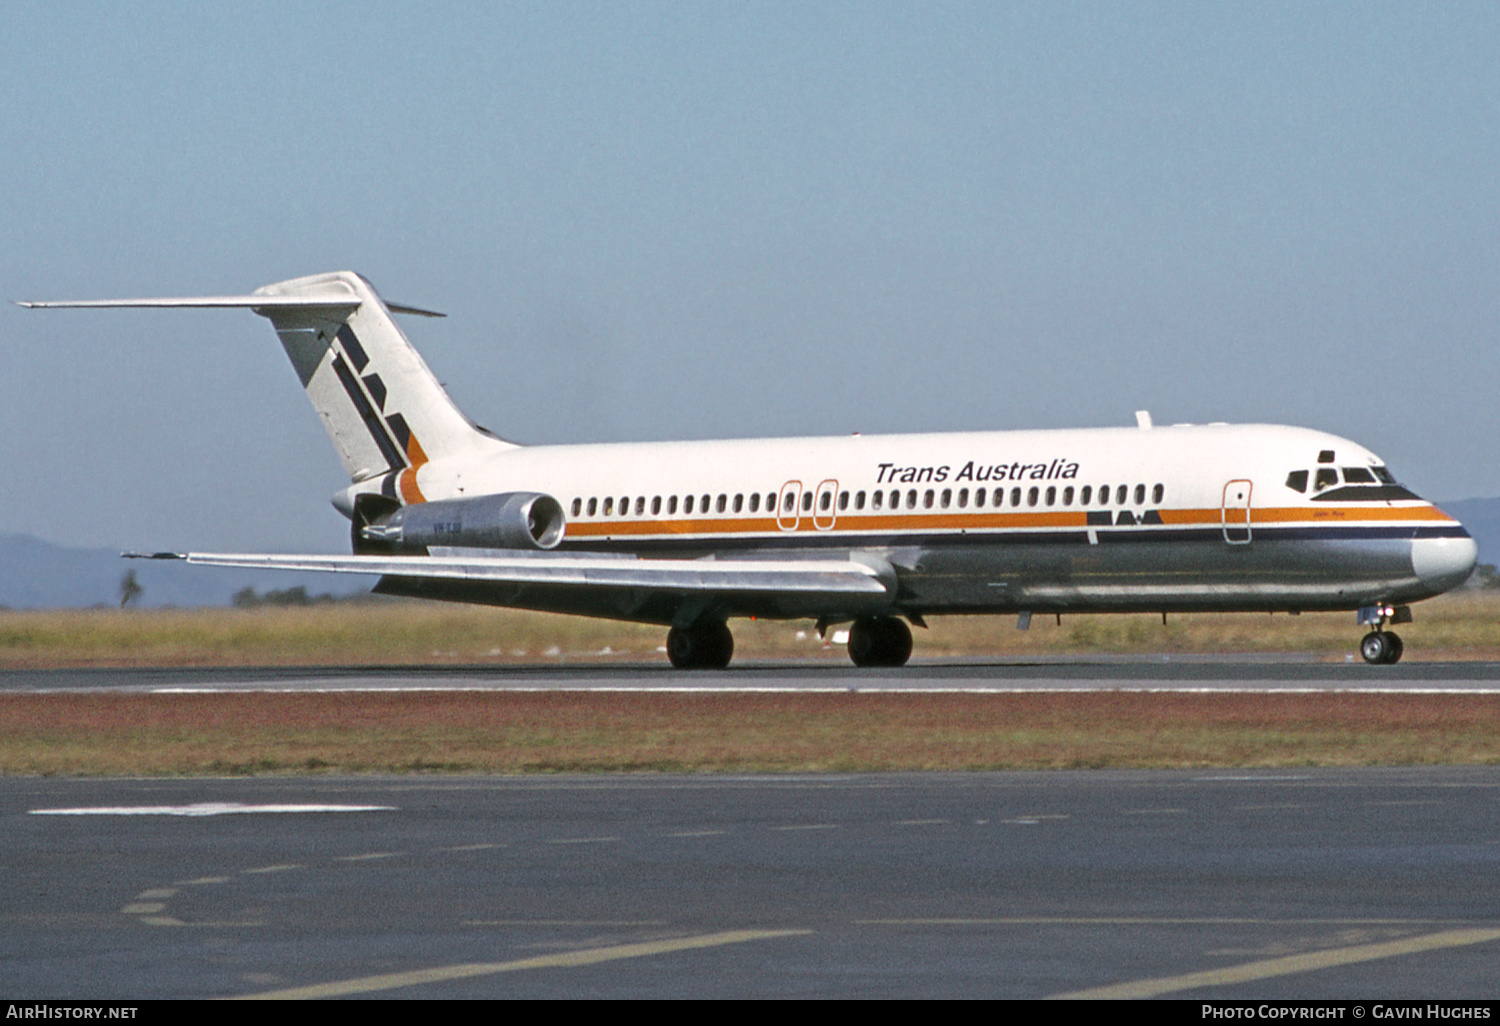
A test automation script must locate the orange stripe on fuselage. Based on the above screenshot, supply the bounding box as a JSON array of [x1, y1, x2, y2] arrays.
[[563, 503, 1455, 539]]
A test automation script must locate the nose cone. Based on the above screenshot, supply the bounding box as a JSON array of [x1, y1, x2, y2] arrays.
[[1411, 531, 1478, 594]]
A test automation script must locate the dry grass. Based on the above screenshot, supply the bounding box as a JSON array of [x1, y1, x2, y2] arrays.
[[2, 691, 1497, 775], [3, 590, 1500, 668]]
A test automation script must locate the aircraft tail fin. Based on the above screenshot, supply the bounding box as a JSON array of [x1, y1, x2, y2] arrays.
[[22, 271, 513, 503]]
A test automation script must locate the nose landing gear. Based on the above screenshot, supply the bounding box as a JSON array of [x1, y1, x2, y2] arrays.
[[1359, 629, 1403, 665], [1357, 603, 1411, 664]]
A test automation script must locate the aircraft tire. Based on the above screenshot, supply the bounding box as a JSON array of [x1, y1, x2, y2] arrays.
[[1381, 631, 1403, 664], [879, 617, 913, 667], [848, 617, 913, 668], [1360, 630, 1392, 665], [666, 622, 734, 669]]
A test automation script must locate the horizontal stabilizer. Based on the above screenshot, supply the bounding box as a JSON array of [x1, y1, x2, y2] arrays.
[[16, 295, 361, 312]]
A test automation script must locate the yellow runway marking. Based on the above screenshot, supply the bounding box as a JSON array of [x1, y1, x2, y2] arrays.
[[463, 919, 669, 927], [234, 928, 809, 1000], [1050, 927, 1500, 999], [121, 902, 166, 915], [859, 917, 1466, 926], [242, 864, 303, 874], [335, 852, 401, 861]]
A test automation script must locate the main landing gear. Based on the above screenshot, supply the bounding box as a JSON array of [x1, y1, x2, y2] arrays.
[[847, 616, 913, 668], [666, 621, 734, 670]]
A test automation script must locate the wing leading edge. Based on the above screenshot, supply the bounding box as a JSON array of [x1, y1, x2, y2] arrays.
[[135, 549, 896, 624]]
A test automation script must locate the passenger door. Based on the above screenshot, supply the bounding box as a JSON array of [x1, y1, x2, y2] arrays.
[[1221, 479, 1252, 544]]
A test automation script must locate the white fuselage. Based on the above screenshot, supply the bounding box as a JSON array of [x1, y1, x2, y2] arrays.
[[376, 421, 1476, 622]]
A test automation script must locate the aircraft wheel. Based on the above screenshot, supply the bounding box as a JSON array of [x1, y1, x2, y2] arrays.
[[847, 618, 881, 667], [848, 617, 913, 668], [1360, 631, 1391, 665], [666, 622, 734, 669], [702, 620, 734, 669], [1381, 631, 1403, 664]]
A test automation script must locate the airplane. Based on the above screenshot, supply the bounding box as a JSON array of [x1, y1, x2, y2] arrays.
[[21, 270, 1478, 667]]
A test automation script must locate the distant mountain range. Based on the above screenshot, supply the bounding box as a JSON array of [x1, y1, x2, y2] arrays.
[[0, 534, 375, 609], [4, 497, 1498, 609]]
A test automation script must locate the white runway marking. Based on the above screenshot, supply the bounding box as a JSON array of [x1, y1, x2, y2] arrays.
[[29, 802, 396, 817]]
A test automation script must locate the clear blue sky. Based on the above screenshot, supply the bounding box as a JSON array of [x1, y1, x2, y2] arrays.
[[3, 1, 1497, 552]]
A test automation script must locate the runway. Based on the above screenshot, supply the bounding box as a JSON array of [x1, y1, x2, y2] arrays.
[[7, 657, 1500, 694], [5, 662, 1498, 997], [4, 768, 1499, 998]]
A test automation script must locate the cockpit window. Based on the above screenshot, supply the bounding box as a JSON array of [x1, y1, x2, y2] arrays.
[[1285, 470, 1308, 493], [1373, 467, 1395, 484], [1342, 467, 1376, 484], [1314, 468, 1339, 491]]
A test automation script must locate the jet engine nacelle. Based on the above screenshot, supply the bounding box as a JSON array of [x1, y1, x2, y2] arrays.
[[362, 492, 566, 552]]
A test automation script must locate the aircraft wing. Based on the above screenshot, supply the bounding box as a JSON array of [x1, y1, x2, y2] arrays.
[[135, 549, 893, 597]]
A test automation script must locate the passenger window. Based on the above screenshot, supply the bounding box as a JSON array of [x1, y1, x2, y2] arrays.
[[802, 492, 814, 512], [603, 497, 614, 515], [1009, 487, 1020, 507], [941, 488, 951, 508], [1027, 487, 1039, 507], [906, 490, 917, 509], [872, 490, 883, 510], [748, 493, 759, 513], [1080, 486, 1092, 505], [1116, 485, 1128, 505], [651, 496, 661, 515], [958, 488, 969, 508], [855, 491, 866, 510], [838, 492, 848, 510], [571, 498, 582, 517], [1152, 484, 1164, 504], [732, 494, 742, 513], [974, 488, 985, 508], [587, 498, 598, 517], [820, 491, 832, 511], [1133, 484, 1145, 505], [1063, 486, 1074, 506], [717, 494, 727, 513], [1315, 468, 1338, 491], [1342, 467, 1375, 484], [635, 497, 645, 515], [923, 489, 934, 509], [783, 493, 795, 512], [1045, 486, 1056, 506], [684, 495, 694, 514], [701, 494, 710, 512], [669, 496, 678, 515], [1099, 486, 1110, 506]]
